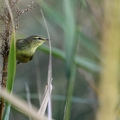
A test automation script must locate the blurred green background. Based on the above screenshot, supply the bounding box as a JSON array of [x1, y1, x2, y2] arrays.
[[0, 0, 109, 120]]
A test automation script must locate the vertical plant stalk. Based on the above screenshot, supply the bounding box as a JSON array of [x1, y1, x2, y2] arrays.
[[63, 0, 76, 119], [97, 1, 120, 120], [64, 65, 76, 120], [0, 0, 13, 119]]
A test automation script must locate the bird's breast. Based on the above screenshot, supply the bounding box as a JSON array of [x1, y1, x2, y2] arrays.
[[16, 48, 35, 63]]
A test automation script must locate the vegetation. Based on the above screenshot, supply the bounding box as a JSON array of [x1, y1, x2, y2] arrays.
[[0, 0, 119, 120]]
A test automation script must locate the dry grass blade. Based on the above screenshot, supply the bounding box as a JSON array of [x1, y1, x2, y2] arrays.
[[40, 9, 52, 83], [38, 83, 53, 116], [0, 88, 49, 120], [40, 9, 52, 120]]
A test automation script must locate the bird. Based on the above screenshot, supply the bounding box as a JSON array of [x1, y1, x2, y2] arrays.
[[16, 35, 48, 63]]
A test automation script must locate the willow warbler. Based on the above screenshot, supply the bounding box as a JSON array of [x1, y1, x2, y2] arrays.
[[16, 35, 48, 63]]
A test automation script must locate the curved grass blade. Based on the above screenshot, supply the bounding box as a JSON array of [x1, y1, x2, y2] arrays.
[[38, 45, 100, 72], [6, 31, 16, 92]]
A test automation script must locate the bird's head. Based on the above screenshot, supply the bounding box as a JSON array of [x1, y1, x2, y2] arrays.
[[27, 35, 48, 45]]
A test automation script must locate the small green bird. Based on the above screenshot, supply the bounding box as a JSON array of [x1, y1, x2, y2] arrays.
[[16, 35, 48, 63]]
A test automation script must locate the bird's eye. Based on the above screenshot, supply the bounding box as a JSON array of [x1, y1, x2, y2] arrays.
[[38, 37, 42, 40]]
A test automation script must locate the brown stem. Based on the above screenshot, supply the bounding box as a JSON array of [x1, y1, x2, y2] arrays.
[[0, 0, 13, 119], [0, 56, 8, 120], [0, 24, 10, 120]]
